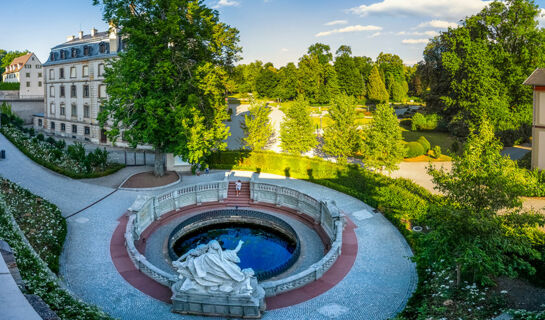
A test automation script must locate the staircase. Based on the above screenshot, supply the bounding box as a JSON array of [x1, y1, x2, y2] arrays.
[[225, 181, 251, 207]]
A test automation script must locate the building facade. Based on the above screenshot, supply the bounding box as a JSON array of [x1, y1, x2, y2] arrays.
[[524, 69, 545, 170], [35, 28, 121, 145], [2, 53, 44, 98]]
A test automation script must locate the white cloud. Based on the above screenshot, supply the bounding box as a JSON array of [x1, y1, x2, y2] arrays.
[[417, 20, 458, 29], [325, 20, 348, 26], [396, 30, 439, 37], [402, 38, 430, 44], [281, 48, 289, 52], [213, 0, 239, 8], [369, 32, 381, 38], [350, 0, 490, 20], [316, 25, 382, 37]]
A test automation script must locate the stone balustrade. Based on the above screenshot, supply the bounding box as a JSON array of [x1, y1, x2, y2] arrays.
[[125, 174, 345, 298]]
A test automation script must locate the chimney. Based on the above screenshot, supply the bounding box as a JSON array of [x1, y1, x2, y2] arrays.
[[78, 31, 84, 39], [66, 35, 75, 41], [91, 28, 97, 37]]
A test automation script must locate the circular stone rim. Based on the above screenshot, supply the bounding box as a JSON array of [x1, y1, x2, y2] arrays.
[[167, 209, 302, 281]]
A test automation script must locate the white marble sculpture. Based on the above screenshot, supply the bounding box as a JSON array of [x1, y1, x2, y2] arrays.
[[172, 240, 255, 296]]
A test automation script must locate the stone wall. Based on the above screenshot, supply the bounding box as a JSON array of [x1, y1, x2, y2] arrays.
[[0, 98, 44, 125]]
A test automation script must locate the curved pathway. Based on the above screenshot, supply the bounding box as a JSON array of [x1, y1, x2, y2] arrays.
[[0, 133, 417, 320]]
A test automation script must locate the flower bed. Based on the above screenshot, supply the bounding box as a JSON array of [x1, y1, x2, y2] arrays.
[[0, 178, 113, 319], [0, 125, 124, 179]]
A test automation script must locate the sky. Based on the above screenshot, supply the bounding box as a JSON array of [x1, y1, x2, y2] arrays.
[[2, 0, 545, 67]]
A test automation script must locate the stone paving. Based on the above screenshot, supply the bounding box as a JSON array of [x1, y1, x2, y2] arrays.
[[0, 132, 417, 320]]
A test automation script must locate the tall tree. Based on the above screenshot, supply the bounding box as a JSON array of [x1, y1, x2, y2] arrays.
[[242, 102, 274, 150], [94, 0, 240, 176], [307, 43, 333, 65], [275, 63, 298, 100], [360, 103, 405, 172], [280, 96, 317, 154], [367, 65, 389, 103], [322, 94, 359, 161], [255, 63, 279, 98], [334, 45, 364, 98]]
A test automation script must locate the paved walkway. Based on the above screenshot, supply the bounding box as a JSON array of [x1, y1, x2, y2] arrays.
[[0, 132, 417, 319]]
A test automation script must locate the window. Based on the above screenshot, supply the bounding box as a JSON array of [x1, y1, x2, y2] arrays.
[[32, 57, 35, 61], [61, 123, 66, 131], [70, 85, 76, 98], [49, 86, 55, 97], [51, 121, 55, 130], [60, 86, 65, 97], [72, 125, 77, 133], [50, 52, 55, 61], [99, 84, 106, 98], [59, 68, 64, 79], [26, 73, 30, 77], [36, 65, 42, 69], [82, 65, 89, 77], [50, 103, 55, 113], [71, 103, 77, 117], [84, 126, 90, 135], [84, 104, 90, 118], [83, 46, 90, 56], [25, 64, 31, 69], [70, 66, 76, 78], [38, 81, 42, 87], [60, 103, 65, 116], [98, 63, 104, 76], [26, 82, 30, 87], [83, 85, 89, 98], [71, 48, 77, 58], [49, 69, 54, 80], [60, 50, 66, 59], [99, 42, 107, 53], [38, 72, 42, 78], [38, 119, 42, 127]]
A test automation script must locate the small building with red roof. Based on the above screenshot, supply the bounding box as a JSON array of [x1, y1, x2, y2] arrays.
[[2, 53, 44, 98]]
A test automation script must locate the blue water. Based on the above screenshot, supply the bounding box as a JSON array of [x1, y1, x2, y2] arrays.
[[173, 223, 296, 278]]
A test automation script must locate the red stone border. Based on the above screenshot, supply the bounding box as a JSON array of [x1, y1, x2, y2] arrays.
[[110, 204, 358, 309]]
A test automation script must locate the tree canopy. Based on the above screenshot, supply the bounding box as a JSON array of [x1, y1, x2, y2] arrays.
[[242, 102, 274, 151], [322, 94, 359, 161], [280, 96, 317, 154], [93, 0, 240, 175]]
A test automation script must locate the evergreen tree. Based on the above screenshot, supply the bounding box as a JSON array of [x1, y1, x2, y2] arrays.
[[280, 96, 317, 154], [94, 0, 240, 176], [360, 103, 405, 172], [276, 63, 298, 100], [322, 94, 359, 161], [242, 102, 274, 150], [255, 63, 279, 98], [334, 45, 364, 98], [367, 65, 389, 103]]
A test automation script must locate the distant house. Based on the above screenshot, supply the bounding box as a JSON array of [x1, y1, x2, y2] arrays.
[[1, 53, 44, 98], [523, 69, 545, 170]]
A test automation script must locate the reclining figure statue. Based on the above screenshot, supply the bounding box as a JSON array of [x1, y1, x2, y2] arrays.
[[172, 240, 255, 296]]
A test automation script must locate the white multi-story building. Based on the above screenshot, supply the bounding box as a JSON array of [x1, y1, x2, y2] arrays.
[[35, 28, 121, 144], [2, 53, 44, 98]]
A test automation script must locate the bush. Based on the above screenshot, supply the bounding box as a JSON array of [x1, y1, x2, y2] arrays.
[[0, 82, 20, 90], [36, 133, 44, 141], [417, 136, 431, 151], [411, 113, 440, 131], [430, 145, 442, 159], [28, 127, 35, 136], [87, 148, 108, 170], [46, 136, 56, 145], [406, 141, 425, 158], [55, 139, 66, 150], [67, 142, 86, 163]]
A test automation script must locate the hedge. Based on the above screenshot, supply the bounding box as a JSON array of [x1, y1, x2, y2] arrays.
[[406, 141, 425, 158], [417, 136, 431, 152], [0, 82, 20, 90]]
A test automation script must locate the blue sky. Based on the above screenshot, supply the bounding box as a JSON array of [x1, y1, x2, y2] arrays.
[[2, 0, 545, 67]]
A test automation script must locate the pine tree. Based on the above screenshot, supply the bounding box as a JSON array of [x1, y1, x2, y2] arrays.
[[322, 94, 359, 161], [242, 102, 274, 150], [367, 65, 389, 103], [280, 96, 317, 154], [360, 103, 405, 172]]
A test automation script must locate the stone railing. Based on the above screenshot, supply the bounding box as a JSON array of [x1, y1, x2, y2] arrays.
[[125, 174, 345, 297]]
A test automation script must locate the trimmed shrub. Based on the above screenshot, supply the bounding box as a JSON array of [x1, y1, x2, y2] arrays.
[[417, 136, 431, 151], [0, 82, 20, 90], [411, 113, 440, 131], [406, 141, 425, 158], [430, 145, 442, 159]]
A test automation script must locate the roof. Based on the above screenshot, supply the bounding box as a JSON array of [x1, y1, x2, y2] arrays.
[[43, 31, 119, 67], [523, 68, 545, 86], [2, 53, 33, 75]]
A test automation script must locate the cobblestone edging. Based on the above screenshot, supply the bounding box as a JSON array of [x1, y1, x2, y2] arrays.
[[124, 179, 345, 297]]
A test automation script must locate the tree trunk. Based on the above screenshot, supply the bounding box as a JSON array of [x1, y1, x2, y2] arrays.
[[154, 149, 165, 177]]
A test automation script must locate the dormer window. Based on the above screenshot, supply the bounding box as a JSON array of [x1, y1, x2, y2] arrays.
[[60, 50, 66, 59], [83, 46, 90, 56], [50, 52, 55, 61], [71, 48, 77, 58], [99, 42, 107, 54]]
